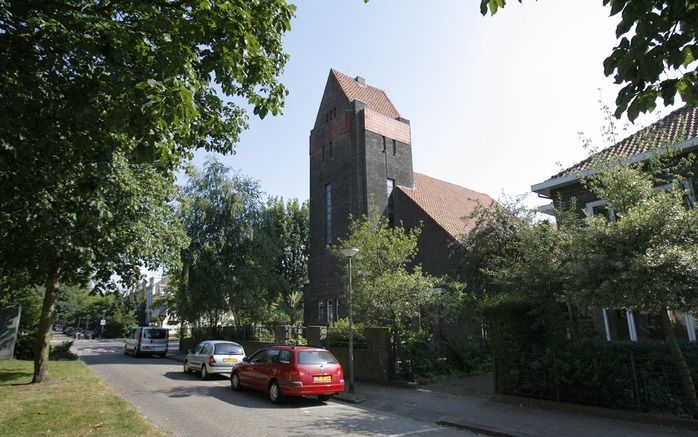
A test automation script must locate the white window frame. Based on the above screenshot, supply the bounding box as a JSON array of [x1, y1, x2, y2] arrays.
[[586, 199, 616, 220]]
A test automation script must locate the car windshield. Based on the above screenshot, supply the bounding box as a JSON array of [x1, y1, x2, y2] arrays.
[[297, 350, 338, 365], [143, 329, 167, 339], [214, 343, 244, 355]]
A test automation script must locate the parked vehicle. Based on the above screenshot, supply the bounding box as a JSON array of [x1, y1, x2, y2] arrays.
[[53, 323, 64, 332], [230, 345, 344, 403], [62, 326, 75, 336], [82, 328, 97, 339], [124, 326, 169, 357], [184, 340, 246, 380]]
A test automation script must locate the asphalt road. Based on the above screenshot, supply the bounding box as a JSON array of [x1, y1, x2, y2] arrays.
[[72, 338, 477, 437]]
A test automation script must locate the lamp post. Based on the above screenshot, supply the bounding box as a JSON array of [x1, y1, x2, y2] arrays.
[[340, 246, 359, 395]]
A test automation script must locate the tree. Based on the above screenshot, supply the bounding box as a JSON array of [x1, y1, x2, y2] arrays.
[[332, 213, 435, 338], [0, 0, 295, 383], [563, 158, 698, 415], [480, 0, 698, 121], [256, 198, 310, 323], [172, 159, 263, 328]]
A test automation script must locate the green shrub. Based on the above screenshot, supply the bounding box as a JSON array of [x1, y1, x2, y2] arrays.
[[326, 318, 366, 348], [50, 341, 78, 360]]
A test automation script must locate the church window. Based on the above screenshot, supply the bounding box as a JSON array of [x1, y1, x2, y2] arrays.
[[325, 183, 332, 244], [387, 178, 395, 226], [393, 139, 397, 156]]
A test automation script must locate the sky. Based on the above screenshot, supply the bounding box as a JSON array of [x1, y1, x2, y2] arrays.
[[188, 0, 678, 209]]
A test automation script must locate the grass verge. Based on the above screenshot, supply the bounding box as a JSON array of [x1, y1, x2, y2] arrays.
[[0, 360, 164, 437]]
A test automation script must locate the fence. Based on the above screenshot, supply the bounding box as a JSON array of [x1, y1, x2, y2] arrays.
[[493, 343, 698, 418]]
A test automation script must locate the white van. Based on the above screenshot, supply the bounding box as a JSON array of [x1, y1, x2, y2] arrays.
[[124, 326, 169, 357]]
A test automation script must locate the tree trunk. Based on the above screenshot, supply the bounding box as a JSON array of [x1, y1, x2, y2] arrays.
[[32, 259, 62, 383], [660, 308, 698, 417]]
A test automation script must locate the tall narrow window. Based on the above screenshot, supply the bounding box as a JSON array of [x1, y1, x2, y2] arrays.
[[382, 136, 386, 152], [325, 183, 332, 244], [329, 141, 333, 158], [392, 139, 397, 156], [386, 178, 395, 226]]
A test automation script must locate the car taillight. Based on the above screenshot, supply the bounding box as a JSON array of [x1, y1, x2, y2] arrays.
[[289, 369, 302, 381], [209, 356, 216, 365]]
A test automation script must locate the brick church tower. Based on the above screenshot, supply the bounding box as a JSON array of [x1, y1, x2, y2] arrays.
[[304, 69, 414, 325], [304, 69, 494, 326]]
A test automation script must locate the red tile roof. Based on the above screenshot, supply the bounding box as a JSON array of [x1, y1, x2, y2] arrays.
[[332, 69, 400, 119], [555, 105, 698, 178], [399, 173, 495, 240]]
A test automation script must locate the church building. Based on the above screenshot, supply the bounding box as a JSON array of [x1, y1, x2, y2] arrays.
[[304, 69, 494, 325]]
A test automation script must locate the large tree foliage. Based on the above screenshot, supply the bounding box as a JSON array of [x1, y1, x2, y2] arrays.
[[171, 160, 309, 328], [0, 0, 295, 382], [480, 0, 698, 121], [256, 197, 310, 324], [332, 213, 435, 337], [172, 159, 263, 327], [461, 151, 698, 415]]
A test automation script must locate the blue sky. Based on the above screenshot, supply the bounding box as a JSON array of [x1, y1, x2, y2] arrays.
[[189, 0, 677, 208]]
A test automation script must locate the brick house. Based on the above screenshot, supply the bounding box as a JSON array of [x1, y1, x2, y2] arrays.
[[531, 105, 698, 342], [304, 69, 494, 325]]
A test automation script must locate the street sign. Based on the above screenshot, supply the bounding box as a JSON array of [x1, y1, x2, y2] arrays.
[[100, 319, 106, 326]]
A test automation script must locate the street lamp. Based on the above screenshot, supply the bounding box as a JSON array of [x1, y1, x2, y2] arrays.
[[340, 246, 359, 395]]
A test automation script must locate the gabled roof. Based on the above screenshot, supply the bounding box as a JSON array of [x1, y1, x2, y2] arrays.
[[331, 69, 400, 119], [532, 105, 698, 197], [557, 105, 698, 177], [398, 173, 495, 240]]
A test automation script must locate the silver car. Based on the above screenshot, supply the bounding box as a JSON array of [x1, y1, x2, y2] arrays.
[[183, 340, 246, 380]]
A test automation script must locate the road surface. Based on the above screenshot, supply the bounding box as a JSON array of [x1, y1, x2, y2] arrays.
[[72, 338, 477, 437]]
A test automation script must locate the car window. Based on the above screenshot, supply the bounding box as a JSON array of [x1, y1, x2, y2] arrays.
[[205, 344, 214, 355], [267, 349, 280, 363], [297, 350, 338, 365], [195, 343, 206, 354], [143, 328, 167, 339], [277, 350, 292, 364], [250, 350, 269, 363], [214, 343, 244, 355]]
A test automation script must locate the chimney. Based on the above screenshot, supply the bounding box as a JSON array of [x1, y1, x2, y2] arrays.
[[355, 76, 366, 86]]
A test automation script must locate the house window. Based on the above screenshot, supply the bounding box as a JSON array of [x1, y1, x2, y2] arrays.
[[318, 299, 327, 324], [654, 179, 695, 209], [387, 178, 395, 226], [586, 199, 615, 220], [392, 139, 397, 156], [325, 183, 332, 244], [382, 136, 386, 152], [327, 299, 335, 323]]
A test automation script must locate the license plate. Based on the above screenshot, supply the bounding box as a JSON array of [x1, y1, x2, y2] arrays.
[[313, 375, 331, 383], [223, 358, 237, 363]]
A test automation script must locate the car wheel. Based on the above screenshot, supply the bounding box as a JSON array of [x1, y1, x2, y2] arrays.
[[183, 361, 190, 374], [231, 372, 242, 391], [318, 395, 331, 402], [123, 346, 129, 356], [200, 364, 209, 380], [268, 380, 282, 403]]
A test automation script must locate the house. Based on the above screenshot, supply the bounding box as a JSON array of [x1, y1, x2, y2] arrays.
[[531, 105, 698, 342], [304, 69, 494, 325]]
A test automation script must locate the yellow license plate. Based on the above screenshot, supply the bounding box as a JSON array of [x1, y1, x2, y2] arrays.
[[313, 375, 331, 383], [223, 358, 238, 363]]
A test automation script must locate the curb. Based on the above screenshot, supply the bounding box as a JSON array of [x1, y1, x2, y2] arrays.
[[493, 394, 698, 432], [436, 417, 533, 437]]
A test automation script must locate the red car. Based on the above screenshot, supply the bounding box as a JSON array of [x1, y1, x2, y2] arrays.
[[230, 345, 344, 403]]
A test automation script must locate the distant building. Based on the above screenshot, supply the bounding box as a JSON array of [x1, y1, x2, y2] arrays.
[[304, 69, 494, 325], [531, 105, 698, 342]]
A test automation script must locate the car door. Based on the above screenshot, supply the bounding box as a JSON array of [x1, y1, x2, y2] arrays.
[[256, 349, 280, 388], [191, 342, 207, 369], [239, 349, 269, 390]]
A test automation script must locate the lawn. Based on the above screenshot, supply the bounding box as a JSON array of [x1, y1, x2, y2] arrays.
[[0, 360, 164, 437]]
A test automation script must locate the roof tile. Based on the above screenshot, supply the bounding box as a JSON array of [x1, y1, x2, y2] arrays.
[[331, 69, 400, 119], [556, 105, 698, 178], [399, 173, 495, 240]]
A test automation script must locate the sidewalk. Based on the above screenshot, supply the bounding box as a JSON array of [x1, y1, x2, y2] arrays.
[[165, 349, 695, 436]]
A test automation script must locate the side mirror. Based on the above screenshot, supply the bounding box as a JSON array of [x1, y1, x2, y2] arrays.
[[242, 357, 250, 363]]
